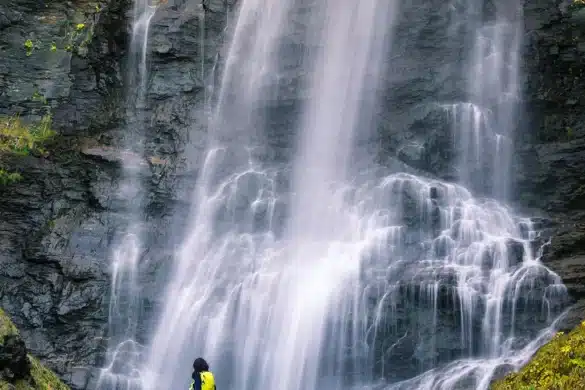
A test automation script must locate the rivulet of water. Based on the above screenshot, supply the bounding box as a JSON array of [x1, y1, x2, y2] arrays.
[[446, 0, 522, 200], [95, 1, 156, 388]]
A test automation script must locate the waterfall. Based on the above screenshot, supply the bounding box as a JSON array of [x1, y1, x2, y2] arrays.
[[446, 0, 522, 200], [96, 1, 156, 389], [138, 1, 569, 390]]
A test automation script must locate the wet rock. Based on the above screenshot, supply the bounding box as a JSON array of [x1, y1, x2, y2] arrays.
[[0, 0, 233, 387], [506, 239, 525, 268], [513, 0, 585, 333], [0, 335, 30, 381], [0, 0, 584, 388]]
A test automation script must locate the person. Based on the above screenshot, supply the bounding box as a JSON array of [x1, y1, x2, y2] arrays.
[[189, 357, 216, 390]]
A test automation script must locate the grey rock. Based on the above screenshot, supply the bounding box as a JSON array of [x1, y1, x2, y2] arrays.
[[0, 0, 230, 388], [1, 0, 585, 387], [517, 0, 585, 332], [0, 334, 30, 382]]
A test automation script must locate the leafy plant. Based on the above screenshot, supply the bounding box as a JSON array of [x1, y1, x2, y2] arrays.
[[23, 39, 34, 56]]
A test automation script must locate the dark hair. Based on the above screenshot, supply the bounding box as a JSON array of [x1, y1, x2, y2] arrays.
[[193, 357, 209, 372]]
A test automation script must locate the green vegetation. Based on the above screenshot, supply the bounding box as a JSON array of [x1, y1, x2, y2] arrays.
[[61, 20, 94, 54], [491, 321, 585, 390], [32, 91, 48, 105], [0, 114, 55, 187], [26, 356, 70, 390], [25, 2, 103, 56], [0, 114, 55, 156], [0, 309, 70, 390], [0, 169, 23, 185], [23, 39, 34, 56], [0, 308, 18, 341]]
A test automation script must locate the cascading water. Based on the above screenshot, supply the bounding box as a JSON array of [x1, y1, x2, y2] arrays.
[[380, 0, 568, 388], [138, 1, 569, 390], [96, 1, 156, 389], [446, 0, 521, 200]]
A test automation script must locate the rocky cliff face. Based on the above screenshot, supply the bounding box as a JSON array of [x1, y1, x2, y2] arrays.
[[0, 308, 70, 389], [0, 0, 233, 388], [1, 0, 585, 388], [0, 0, 130, 387], [517, 0, 585, 329]]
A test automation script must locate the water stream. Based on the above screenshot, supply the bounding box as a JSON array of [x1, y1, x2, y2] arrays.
[[138, 1, 569, 389], [95, 1, 157, 389]]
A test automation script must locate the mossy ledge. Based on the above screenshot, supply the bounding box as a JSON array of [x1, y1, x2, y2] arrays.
[[0, 308, 70, 390], [0, 114, 56, 186], [491, 321, 585, 389]]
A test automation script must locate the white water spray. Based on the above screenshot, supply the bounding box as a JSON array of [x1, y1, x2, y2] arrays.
[[96, 1, 156, 389], [138, 1, 569, 390], [141, 0, 397, 389], [446, 0, 522, 200]]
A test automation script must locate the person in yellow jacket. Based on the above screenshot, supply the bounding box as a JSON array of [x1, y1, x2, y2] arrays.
[[189, 357, 216, 390]]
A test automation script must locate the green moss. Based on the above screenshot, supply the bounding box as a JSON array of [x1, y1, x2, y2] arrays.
[[23, 39, 34, 56], [0, 114, 55, 186], [491, 321, 585, 389], [0, 308, 19, 343], [0, 114, 55, 156], [0, 169, 23, 186], [26, 355, 70, 390], [0, 309, 70, 390]]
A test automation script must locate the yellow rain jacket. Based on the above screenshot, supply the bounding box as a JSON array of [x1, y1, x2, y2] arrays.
[[189, 370, 215, 390]]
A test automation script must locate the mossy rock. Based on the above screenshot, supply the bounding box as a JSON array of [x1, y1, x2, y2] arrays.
[[0, 115, 55, 157], [491, 321, 585, 389], [0, 309, 19, 342], [0, 309, 69, 390], [0, 114, 56, 187]]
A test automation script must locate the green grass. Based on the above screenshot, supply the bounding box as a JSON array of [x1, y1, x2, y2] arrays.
[[0, 114, 56, 187], [0, 308, 19, 342], [0, 309, 70, 390], [491, 321, 585, 390], [0, 114, 55, 156]]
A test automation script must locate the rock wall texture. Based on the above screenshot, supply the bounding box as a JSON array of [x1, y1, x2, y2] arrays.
[[0, 0, 233, 388], [0, 0, 130, 387], [0, 308, 70, 389], [1, 0, 585, 388], [517, 0, 585, 329]]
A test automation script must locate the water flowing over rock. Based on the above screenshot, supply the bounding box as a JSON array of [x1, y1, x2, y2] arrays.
[[139, 1, 567, 390], [1, 0, 585, 389], [95, 0, 156, 388]]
